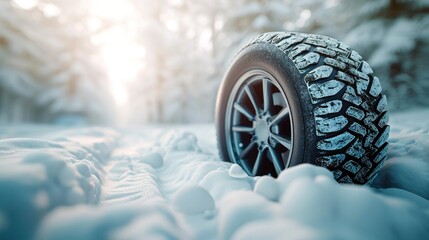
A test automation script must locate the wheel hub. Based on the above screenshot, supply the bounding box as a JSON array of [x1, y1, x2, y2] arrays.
[[254, 116, 270, 146]]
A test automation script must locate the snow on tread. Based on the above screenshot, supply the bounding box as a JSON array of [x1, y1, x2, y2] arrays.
[[369, 77, 382, 97], [346, 106, 365, 120], [314, 100, 342, 116], [345, 140, 365, 159], [309, 80, 345, 100], [324, 57, 347, 70], [349, 122, 367, 136], [342, 86, 363, 106], [294, 52, 320, 70], [377, 95, 388, 112], [288, 44, 311, 59], [315, 154, 345, 168], [315, 116, 348, 135], [246, 32, 389, 184], [336, 71, 355, 84], [317, 131, 355, 151], [304, 65, 334, 82], [343, 160, 362, 174], [361, 61, 373, 75]]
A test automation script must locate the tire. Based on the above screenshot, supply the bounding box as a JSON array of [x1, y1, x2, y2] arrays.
[[215, 32, 389, 184]]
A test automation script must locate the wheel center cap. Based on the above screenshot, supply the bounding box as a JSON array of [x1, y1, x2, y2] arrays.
[[255, 119, 269, 144]]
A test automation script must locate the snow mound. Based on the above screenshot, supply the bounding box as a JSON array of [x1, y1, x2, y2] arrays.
[[0, 128, 118, 240], [140, 151, 163, 168], [163, 131, 200, 152], [172, 185, 215, 215], [200, 169, 253, 201], [254, 176, 279, 201], [218, 165, 429, 240]]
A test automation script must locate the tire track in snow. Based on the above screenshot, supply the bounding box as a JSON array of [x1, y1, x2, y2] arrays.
[[101, 127, 231, 205], [101, 132, 164, 204]]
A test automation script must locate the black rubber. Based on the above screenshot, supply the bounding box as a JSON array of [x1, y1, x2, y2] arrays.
[[215, 32, 389, 184]]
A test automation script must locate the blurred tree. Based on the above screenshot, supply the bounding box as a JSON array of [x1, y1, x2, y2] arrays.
[[0, 0, 113, 124]]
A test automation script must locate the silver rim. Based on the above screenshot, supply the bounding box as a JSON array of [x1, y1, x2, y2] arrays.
[[225, 69, 293, 177]]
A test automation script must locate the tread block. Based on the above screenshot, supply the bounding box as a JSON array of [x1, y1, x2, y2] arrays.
[[278, 35, 305, 51], [364, 131, 378, 148], [294, 52, 320, 70], [355, 158, 372, 183], [339, 42, 352, 51], [271, 32, 293, 43], [346, 140, 365, 159], [332, 170, 343, 179], [316, 115, 348, 135], [337, 55, 359, 68], [314, 100, 342, 116], [348, 68, 369, 81], [356, 78, 370, 94], [373, 143, 389, 163], [338, 175, 353, 183], [374, 125, 390, 148], [349, 122, 367, 136], [305, 65, 334, 82], [360, 61, 373, 75], [315, 154, 345, 168], [336, 71, 355, 84], [315, 47, 337, 57], [343, 160, 362, 174], [378, 112, 389, 128], [346, 106, 365, 120], [376, 95, 388, 112], [369, 76, 382, 97], [309, 80, 345, 100], [342, 86, 362, 105], [304, 37, 328, 47], [288, 44, 311, 58], [315, 35, 339, 47], [317, 131, 355, 151], [327, 47, 349, 57], [350, 50, 363, 62], [324, 57, 347, 70]]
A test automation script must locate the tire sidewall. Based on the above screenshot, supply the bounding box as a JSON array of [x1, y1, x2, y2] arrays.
[[216, 43, 318, 168]]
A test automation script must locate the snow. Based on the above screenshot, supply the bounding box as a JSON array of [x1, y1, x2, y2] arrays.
[[1, 109, 429, 240], [172, 185, 215, 215], [228, 164, 248, 179]]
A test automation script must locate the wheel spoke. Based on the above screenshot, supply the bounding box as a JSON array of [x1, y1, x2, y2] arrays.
[[234, 102, 254, 121], [244, 85, 259, 114], [262, 78, 271, 114], [271, 134, 292, 150], [232, 126, 255, 133], [270, 107, 290, 126], [268, 146, 283, 173], [252, 148, 265, 176], [240, 141, 257, 159]]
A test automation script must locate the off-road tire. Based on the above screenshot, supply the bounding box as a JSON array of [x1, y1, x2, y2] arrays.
[[215, 32, 389, 184]]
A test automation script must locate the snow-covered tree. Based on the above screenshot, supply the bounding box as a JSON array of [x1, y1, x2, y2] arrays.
[[0, 0, 113, 124]]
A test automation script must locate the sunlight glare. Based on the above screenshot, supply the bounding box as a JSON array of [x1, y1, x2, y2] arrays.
[[13, 0, 38, 9], [90, 0, 145, 107]]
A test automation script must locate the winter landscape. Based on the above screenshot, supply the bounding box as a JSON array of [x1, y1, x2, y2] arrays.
[[1, 0, 429, 239]]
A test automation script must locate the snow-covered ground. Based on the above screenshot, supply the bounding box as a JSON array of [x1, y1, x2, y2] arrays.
[[0, 109, 428, 240]]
